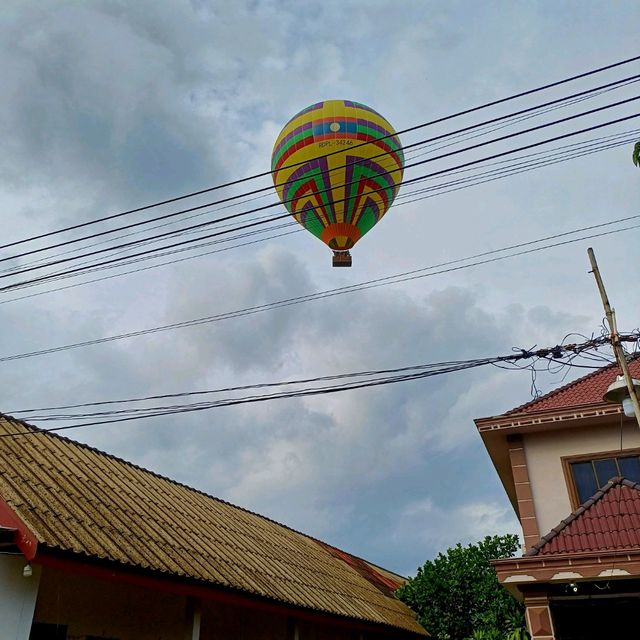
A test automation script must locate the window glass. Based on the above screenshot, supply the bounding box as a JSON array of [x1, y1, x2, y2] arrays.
[[571, 461, 599, 504], [593, 458, 618, 486], [618, 456, 640, 483]]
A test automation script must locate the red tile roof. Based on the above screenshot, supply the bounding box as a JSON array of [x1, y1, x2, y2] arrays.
[[505, 357, 640, 415], [527, 477, 640, 556]]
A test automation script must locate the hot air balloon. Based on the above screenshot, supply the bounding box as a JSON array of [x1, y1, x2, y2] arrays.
[[271, 100, 404, 267]]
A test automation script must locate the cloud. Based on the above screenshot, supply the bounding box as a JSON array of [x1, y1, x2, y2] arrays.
[[390, 497, 521, 575], [14, 244, 581, 574], [0, 0, 638, 576]]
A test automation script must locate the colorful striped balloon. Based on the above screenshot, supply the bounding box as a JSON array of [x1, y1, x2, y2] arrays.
[[271, 100, 404, 266]]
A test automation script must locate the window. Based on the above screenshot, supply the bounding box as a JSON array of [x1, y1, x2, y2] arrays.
[[567, 453, 640, 505]]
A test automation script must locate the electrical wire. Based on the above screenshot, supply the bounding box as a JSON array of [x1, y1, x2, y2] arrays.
[[2, 73, 639, 266], [395, 132, 640, 202], [2, 107, 640, 295], [14, 127, 637, 291], [17, 344, 632, 422], [9, 357, 534, 417], [0, 228, 302, 302], [1, 216, 639, 365], [3, 54, 639, 252], [5, 117, 637, 282], [1, 130, 634, 306], [403, 75, 640, 162], [0, 334, 639, 437]]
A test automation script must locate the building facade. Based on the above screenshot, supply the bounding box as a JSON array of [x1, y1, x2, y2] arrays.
[[476, 360, 640, 640], [0, 414, 426, 640]]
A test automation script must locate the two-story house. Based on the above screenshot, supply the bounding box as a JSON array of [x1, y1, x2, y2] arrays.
[[475, 359, 640, 640]]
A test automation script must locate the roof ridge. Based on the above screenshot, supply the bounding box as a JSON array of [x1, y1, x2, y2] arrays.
[[504, 359, 620, 416], [0, 412, 405, 582], [526, 476, 640, 556]]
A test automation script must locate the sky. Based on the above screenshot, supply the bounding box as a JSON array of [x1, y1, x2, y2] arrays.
[[0, 0, 639, 577]]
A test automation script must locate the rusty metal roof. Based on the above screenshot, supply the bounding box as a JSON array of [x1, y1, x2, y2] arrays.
[[0, 415, 425, 635], [527, 477, 640, 556]]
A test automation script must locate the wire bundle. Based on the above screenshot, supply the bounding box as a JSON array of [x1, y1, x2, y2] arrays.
[[5, 333, 637, 435]]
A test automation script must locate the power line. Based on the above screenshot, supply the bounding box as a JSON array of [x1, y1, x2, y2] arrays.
[[2, 129, 634, 306], [2, 106, 639, 294], [4, 87, 640, 267], [4, 334, 635, 436], [396, 132, 640, 201], [0, 204, 286, 277], [2, 62, 639, 254], [16, 340, 629, 421], [1, 215, 638, 364], [8, 357, 539, 416], [402, 75, 640, 163], [1, 227, 301, 301], [18, 128, 637, 286], [5, 77, 638, 279]]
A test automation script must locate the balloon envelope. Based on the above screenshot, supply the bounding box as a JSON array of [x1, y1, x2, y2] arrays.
[[271, 100, 404, 258]]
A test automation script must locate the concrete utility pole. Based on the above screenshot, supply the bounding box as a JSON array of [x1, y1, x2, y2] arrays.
[[588, 247, 640, 429]]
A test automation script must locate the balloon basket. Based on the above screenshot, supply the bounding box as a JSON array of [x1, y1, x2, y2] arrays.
[[332, 251, 352, 268]]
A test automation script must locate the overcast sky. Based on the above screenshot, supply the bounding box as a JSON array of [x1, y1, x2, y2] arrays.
[[1, 1, 639, 576]]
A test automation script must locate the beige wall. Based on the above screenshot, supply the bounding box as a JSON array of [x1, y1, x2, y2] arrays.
[[524, 420, 640, 536]]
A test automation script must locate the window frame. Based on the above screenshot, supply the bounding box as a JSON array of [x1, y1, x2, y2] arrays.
[[561, 447, 640, 510]]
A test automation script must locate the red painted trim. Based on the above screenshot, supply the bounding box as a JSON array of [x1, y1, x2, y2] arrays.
[[0, 494, 38, 560], [34, 551, 424, 637], [319, 543, 403, 592]]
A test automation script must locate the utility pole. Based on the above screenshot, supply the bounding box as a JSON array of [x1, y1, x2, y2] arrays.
[[588, 247, 640, 429]]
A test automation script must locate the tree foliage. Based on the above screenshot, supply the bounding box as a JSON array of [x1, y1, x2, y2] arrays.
[[633, 141, 640, 168], [396, 535, 527, 640]]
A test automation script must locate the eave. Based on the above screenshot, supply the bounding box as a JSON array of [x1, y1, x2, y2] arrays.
[[492, 549, 640, 598], [475, 401, 622, 434], [33, 547, 428, 637]]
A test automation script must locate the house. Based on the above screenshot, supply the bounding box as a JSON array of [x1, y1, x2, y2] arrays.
[[476, 359, 640, 640], [0, 413, 427, 640]]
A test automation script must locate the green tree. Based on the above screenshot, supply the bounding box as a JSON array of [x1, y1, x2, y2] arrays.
[[633, 141, 640, 168], [396, 535, 527, 640]]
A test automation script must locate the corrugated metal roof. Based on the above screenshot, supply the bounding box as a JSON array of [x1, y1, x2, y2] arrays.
[[0, 415, 425, 635], [527, 477, 640, 556], [504, 358, 640, 416]]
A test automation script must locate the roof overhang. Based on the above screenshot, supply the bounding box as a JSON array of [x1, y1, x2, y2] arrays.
[[33, 548, 428, 637], [492, 549, 640, 598]]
